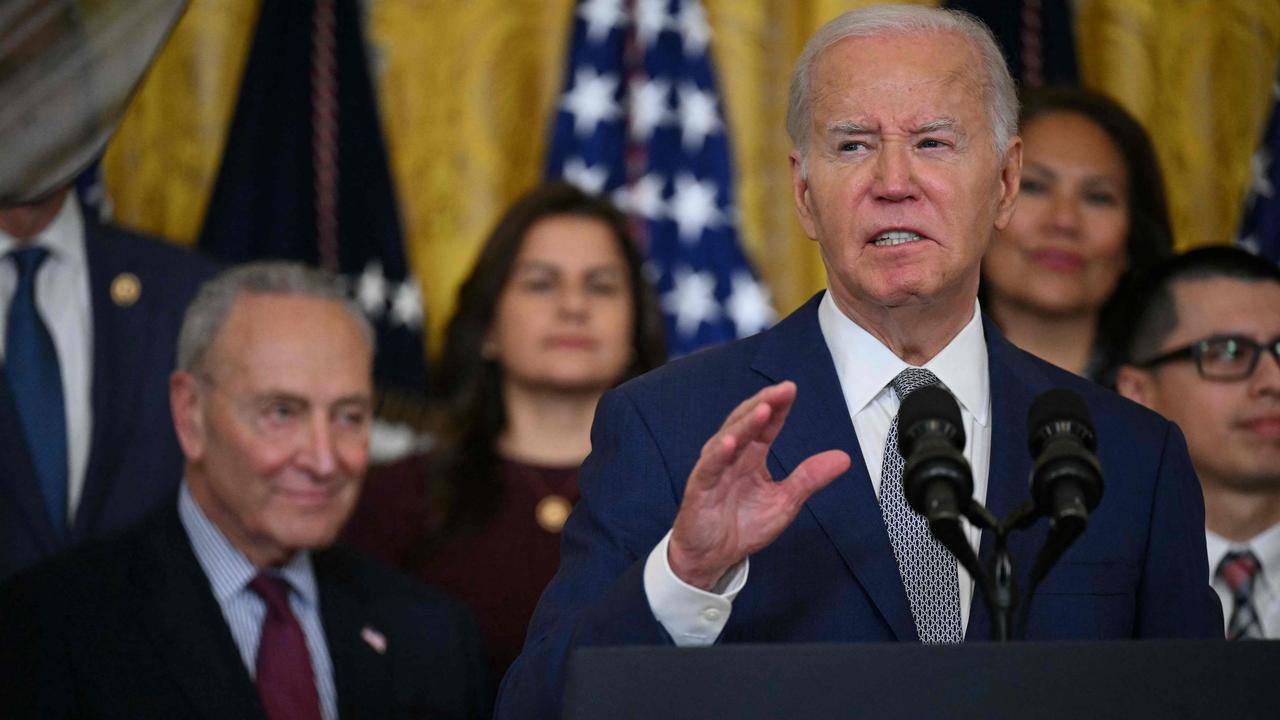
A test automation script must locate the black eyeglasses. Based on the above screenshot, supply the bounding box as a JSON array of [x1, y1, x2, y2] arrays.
[[1136, 334, 1280, 381]]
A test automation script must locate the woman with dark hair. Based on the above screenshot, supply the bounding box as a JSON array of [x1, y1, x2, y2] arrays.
[[982, 86, 1173, 382], [344, 182, 665, 681]]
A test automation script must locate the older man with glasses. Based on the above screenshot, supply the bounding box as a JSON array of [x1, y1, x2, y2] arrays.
[[1118, 246, 1280, 639]]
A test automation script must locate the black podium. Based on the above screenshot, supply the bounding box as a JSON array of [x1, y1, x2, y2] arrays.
[[564, 641, 1279, 719]]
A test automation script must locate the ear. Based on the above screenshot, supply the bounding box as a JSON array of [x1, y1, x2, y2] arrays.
[[170, 371, 207, 461], [992, 135, 1023, 231], [1115, 365, 1156, 408], [789, 150, 819, 241]]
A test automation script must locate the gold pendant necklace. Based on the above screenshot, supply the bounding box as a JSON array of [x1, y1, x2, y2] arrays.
[[535, 494, 573, 533]]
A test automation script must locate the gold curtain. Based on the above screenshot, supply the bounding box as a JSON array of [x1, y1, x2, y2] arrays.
[[102, 0, 1280, 355], [1076, 0, 1280, 253], [102, 0, 258, 245]]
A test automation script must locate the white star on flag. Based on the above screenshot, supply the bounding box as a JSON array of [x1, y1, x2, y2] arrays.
[[390, 277, 424, 329], [726, 271, 775, 337], [676, 1, 711, 56], [629, 76, 673, 141], [356, 260, 388, 318], [547, 0, 775, 354], [577, 0, 628, 44], [677, 82, 721, 152], [561, 66, 623, 137], [619, 173, 667, 221], [663, 266, 720, 338], [563, 157, 610, 194], [669, 172, 723, 243], [635, 0, 671, 49]]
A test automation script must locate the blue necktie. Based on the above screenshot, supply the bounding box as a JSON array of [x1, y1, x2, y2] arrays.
[[5, 247, 68, 539]]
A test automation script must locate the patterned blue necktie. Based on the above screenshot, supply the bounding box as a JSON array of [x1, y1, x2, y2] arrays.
[[5, 246, 68, 539], [879, 368, 963, 643]]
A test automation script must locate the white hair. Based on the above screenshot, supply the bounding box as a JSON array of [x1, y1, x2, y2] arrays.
[[177, 260, 375, 375], [786, 4, 1018, 166]]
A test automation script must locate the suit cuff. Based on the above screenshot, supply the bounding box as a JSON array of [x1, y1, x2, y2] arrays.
[[643, 530, 748, 647]]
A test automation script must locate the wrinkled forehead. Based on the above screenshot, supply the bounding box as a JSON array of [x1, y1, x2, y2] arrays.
[[809, 31, 990, 131]]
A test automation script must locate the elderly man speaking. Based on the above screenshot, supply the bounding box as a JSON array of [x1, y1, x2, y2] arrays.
[[496, 5, 1221, 718]]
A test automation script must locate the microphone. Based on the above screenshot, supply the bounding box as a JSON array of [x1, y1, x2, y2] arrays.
[[1025, 389, 1104, 587], [1027, 389, 1104, 533], [898, 385, 985, 591], [898, 385, 973, 528]]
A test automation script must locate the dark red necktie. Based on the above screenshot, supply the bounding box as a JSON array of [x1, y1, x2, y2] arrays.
[[249, 574, 323, 720]]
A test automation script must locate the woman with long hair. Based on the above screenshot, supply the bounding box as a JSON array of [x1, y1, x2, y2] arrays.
[[982, 86, 1174, 383], [344, 182, 665, 680]]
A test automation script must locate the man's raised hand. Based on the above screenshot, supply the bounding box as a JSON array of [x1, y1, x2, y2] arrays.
[[667, 381, 851, 590]]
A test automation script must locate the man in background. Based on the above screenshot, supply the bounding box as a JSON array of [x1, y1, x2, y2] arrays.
[[1, 262, 489, 719], [1118, 246, 1280, 639], [0, 185, 217, 580]]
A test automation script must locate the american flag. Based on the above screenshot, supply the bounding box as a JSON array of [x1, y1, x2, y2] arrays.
[[1238, 65, 1280, 262], [545, 0, 774, 356]]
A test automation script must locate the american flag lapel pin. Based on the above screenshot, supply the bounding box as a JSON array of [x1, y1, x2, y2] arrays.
[[361, 625, 387, 654]]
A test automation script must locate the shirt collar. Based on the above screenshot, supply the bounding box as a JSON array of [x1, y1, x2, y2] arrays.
[[1207, 522, 1280, 581], [0, 193, 87, 269], [818, 291, 990, 425], [177, 481, 318, 606], [925, 301, 990, 426]]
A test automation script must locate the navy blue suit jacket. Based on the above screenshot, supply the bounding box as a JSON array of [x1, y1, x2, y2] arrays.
[[497, 294, 1223, 718], [0, 218, 218, 580], [0, 503, 491, 719]]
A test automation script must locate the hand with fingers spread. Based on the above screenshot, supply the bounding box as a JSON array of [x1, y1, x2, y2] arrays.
[[667, 381, 852, 590]]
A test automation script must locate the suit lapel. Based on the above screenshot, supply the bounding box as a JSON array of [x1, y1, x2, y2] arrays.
[[133, 507, 267, 720], [71, 220, 149, 541], [965, 319, 1049, 641], [316, 550, 397, 720], [0, 367, 59, 553], [751, 294, 918, 641]]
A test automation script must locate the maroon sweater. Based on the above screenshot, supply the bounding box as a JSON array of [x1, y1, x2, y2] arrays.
[[344, 455, 579, 683]]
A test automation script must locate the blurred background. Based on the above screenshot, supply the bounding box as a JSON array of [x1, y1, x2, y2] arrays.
[[7, 0, 1280, 361]]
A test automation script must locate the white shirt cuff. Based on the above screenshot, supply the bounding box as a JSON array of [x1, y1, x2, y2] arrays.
[[643, 529, 748, 647]]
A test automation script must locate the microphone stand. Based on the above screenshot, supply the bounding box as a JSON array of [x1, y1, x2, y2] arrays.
[[935, 498, 1082, 643]]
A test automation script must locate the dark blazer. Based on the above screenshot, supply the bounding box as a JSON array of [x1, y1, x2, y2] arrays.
[[0, 218, 218, 580], [496, 293, 1223, 719], [0, 502, 491, 720]]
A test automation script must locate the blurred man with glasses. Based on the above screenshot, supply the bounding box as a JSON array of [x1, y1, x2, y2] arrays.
[[1118, 246, 1280, 638]]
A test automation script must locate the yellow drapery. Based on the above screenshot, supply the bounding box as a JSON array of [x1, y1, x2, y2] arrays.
[[103, 0, 1280, 355], [1075, 0, 1280, 259]]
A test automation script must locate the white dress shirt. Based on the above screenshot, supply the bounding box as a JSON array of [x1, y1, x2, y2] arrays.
[[0, 194, 93, 524], [1206, 523, 1280, 638], [645, 292, 992, 646], [179, 483, 339, 720]]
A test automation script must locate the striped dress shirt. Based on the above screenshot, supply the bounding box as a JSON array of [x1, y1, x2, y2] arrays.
[[178, 483, 338, 720]]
